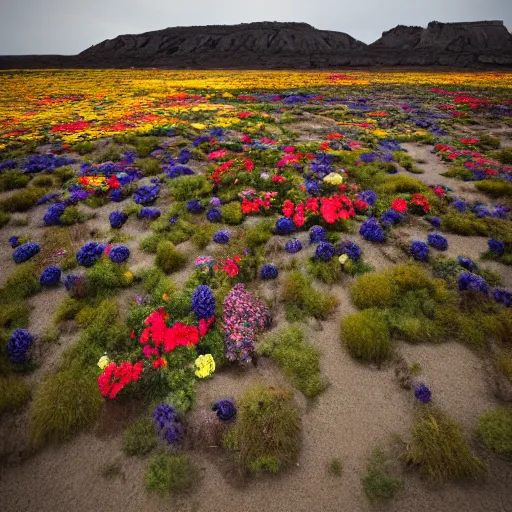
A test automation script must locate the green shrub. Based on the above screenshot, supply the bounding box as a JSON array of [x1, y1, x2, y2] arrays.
[[86, 258, 129, 295], [168, 175, 212, 201], [362, 448, 401, 503], [123, 418, 158, 456], [0, 169, 30, 191], [0, 187, 47, 212], [54, 297, 82, 323], [145, 453, 197, 496], [53, 166, 75, 184], [1, 261, 40, 301], [351, 271, 395, 309], [31, 174, 54, 188], [70, 141, 94, 155], [497, 353, 512, 382], [244, 220, 274, 248], [191, 223, 216, 249], [0, 210, 11, 227], [59, 206, 87, 225], [223, 384, 301, 475], [197, 329, 226, 368], [155, 241, 187, 273], [493, 147, 512, 164], [259, 326, 324, 398], [0, 302, 30, 328], [341, 309, 392, 364], [376, 174, 427, 194], [475, 180, 512, 198], [307, 258, 342, 284], [477, 406, 512, 458], [406, 407, 486, 482], [114, 135, 161, 158], [0, 375, 31, 413], [221, 202, 243, 225], [30, 368, 103, 446], [135, 158, 162, 176], [39, 226, 77, 270]]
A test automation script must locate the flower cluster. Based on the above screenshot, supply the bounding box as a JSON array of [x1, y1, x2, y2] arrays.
[[23, 153, 74, 174], [240, 190, 277, 214], [360, 218, 385, 242], [410, 241, 429, 262], [98, 361, 144, 399], [493, 289, 512, 307], [213, 229, 230, 244], [133, 185, 159, 205], [9, 236, 20, 248], [315, 242, 336, 262], [284, 238, 302, 254], [275, 217, 295, 235], [488, 239, 505, 256], [191, 285, 215, 320], [109, 210, 128, 229], [380, 209, 402, 227], [109, 245, 130, 263], [260, 264, 278, 279], [414, 384, 432, 404], [212, 398, 236, 421], [12, 241, 40, 263], [43, 202, 66, 226], [40, 265, 62, 286], [164, 164, 193, 179], [138, 207, 161, 220], [425, 216, 441, 228], [76, 241, 105, 267], [458, 256, 476, 272], [195, 354, 216, 378], [223, 284, 271, 363], [186, 199, 204, 213], [458, 273, 489, 295], [309, 225, 327, 244], [153, 404, 184, 445], [206, 208, 222, 223], [428, 234, 448, 251], [335, 240, 361, 261], [7, 329, 34, 364], [359, 190, 377, 206]]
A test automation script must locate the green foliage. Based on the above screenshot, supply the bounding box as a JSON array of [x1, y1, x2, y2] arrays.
[[341, 309, 392, 364], [243, 219, 274, 248], [53, 166, 75, 184], [168, 175, 212, 201], [59, 206, 87, 225], [190, 223, 216, 249], [54, 297, 82, 323], [475, 180, 512, 198], [492, 147, 512, 164], [223, 384, 301, 475], [0, 169, 30, 191], [393, 151, 423, 174], [0, 210, 11, 227], [0, 261, 40, 301], [0, 187, 47, 212], [221, 202, 244, 225], [476, 133, 500, 151], [115, 135, 161, 158], [39, 226, 77, 270], [477, 406, 512, 458], [155, 241, 187, 273], [362, 448, 401, 503], [0, 375, 31, 413], [327, 458, 343, 477], [30, 368, 103, 446], [86, 257, 130, 296], [70, 141, 94, 155], [406, 407, 486, 482], [307, 258, 342, 284], [0, 302, 31, 329], [259, 326, 324, 398], [375, 174, 427, 194], [135, 157, 162, 176], [123, 417, 157, 456], [145, 453, 197, 496], [351, 271, 396, 309], [281, 271, 338, 321], [442, 211, 512, 242], [31, 174, 54, 187], [344, 258, 374, 276], [197, 329, 226, 368]]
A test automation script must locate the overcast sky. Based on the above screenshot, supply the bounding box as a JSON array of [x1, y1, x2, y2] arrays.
[[1, 0, 511, 55]]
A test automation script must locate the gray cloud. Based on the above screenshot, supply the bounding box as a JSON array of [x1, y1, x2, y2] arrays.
[[1, 0, 511, 54]]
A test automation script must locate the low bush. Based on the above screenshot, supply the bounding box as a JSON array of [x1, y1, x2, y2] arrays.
[[362, 448, 401, 503], [406, 406, 486, 482], [221, 202, 244, 225], [145, 453, 197, 496], [31, 174, 54, 188], [259, 326, 324, 398], [30, 368, 103, 446], [223, 384, 301, 475], [375, 174, 427, 194], [475, 180, 512, 198], [0, 187, 48, 212], [0, 375, 31, 413], [155, 241, 187, 273], [123, 417, 158, 456], [307, 258, 342, 284], [244, 220, 274, 249], [135, 158, 162, 176], [0, 169, 30, 191], [190, 223, 216, 249], [168, 175, 212, 201], [0, 261, 41, 301], [477, 406, 512, 459], [341, 309, 392, 364], [196, 328, 226, 368]]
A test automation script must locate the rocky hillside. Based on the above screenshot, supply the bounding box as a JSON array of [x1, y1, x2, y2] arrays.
[[1, 20, 511, 69]]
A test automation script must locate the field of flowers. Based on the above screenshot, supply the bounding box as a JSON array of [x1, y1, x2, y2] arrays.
[[0, 69, 512, 511]]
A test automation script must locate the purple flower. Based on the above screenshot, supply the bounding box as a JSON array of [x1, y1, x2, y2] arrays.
[[410, 241, 429, 262], [7, 329, 34, 364], [177, 149, 191, 164], [109, 245, 130, 263], [359, 190, 377, 206], [309, 225, 327, 244], [76, 242, 104, 267], [212, 399, 236, 421], [260, 264, 279, 279], [493, 288, 512, 307], [153, 403, 184, 445], [458, 272, 489, 295], [43, 202, 66, 226], [213, 230, 230, 244], [275, 217, 295, 236], [425, 216, 441, 228], [209, 197, 221, 207], [40, 265, 61, 286], [109, 211, 128, 229], [23, 154, 74, 174], [360, 218, 385, 242], [191, 285, 215, 320], [428, 234, 448, 251], [9, 236, 20, 248], [315, 242, 336, 262], [380, 209, 402, 227], [13, 241, 40, 263], [186, 199, 204, 213], [414, 384, 432, 404], [488, 239, 505, 256], [133, 185, 159, 205], [335, 240, 362, 261], [285, 238, 302, 254], [164, 164, 193, 179], [458, 256, 476, 272], [138, 207, 161, 220], [206, 208, 222, 223], [453, 199, 467, 213]]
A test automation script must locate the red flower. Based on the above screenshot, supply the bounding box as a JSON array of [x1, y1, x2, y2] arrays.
[[391, 198, 408, 213], [284, 146, 296, 153], [306, 198, 319, 213], [243, 158, 254, 171], [272, 175, 286, 183], [319, 141, 330, 151], [460, 138, 479, 144], [98, 361, 144, 399], [283, 200, 294, 218], [199, 316, 215, 336], [354, 199, 369, 211]]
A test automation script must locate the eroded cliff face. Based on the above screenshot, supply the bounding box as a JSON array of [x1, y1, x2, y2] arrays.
[[1, 21, 511, 69]]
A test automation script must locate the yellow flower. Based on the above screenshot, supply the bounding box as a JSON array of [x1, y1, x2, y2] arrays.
[[338, 254, 349, 265], [191, 123, 206, 130], [162, 293, 169, 301], [323, 172, 343, 186], [97, 355, 110, 370], [194, 354, 215, 378], [372, 129, 388, 138], [124, 271, 134, 282]]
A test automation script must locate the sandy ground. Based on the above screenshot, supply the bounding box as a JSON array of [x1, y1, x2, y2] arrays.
[[1, 133, 512, 511]]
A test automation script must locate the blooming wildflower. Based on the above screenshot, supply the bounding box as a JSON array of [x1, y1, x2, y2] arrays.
[[40, 265, 62, 286], [109, 211, 128, 229], [275, 217, 295, 235], [458, 273, 489, 295], [360, 218, 385, 242], [192, 285, 215, 320], [13, 241, 40, 263], [410, 241, 429, 262], [109, 245, 130, 263], [315, 242, 336, 262], [415, 384, 432, 404], [260, 264, 279, 279], [7, 329, 34, 364], [488, 239, 505, 256], [285, 238, 302, 254], [428, 234, 448, 251], [186, 199, 204, 213], [213, 229, 230, 244], [195, 354, 216, 378], [212, 399, 236, 421]]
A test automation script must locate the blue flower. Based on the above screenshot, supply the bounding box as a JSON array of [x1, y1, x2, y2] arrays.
[[109, 211, 128, 229], [309, 225, 327, 244], [360, 218, 385, 242], [133, 185, 159, 205], [414, 384, 432, 404], [9, 236, 20, 248], [191, 285, 215, 320], [213, 230, 230, 244], [458, 272, 489, 295], [76, 242, 104, 267], [380, 209, 402, 227], [164, 164, 193, 178], [23, 154, 74, 174], [212, 399, 236, 421], [458, 256, 476, 272], [428, 234, 448, 251], [7, 329, 34, 364], [453, 199, 467, 213], [425, 216, 441, 228], [488, 239, 505, 256], [40, 265, 61, 286], [206, 208, 222, 223], [138, 207, 161, 220], [13, 241, 40, 263], [43, 202, 66, 226], [186, 199, 204, 213], [410, 241, 429, 262], [275, 217, 295, 235], [152, 404, 183, 445], [177, 149, 191, 164], [285, 238, 302, 254], [335, 240, 361, 261], [109, 245, 130, 263], [493, 288, 512, 307], [260, 264, 279, 279], [359, 190, 377, 206], [315, 242, 336, 262], [209, 197, 221, 207]]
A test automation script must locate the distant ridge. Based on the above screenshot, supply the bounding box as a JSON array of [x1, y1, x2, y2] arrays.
[[1, 20, 511, 69]]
